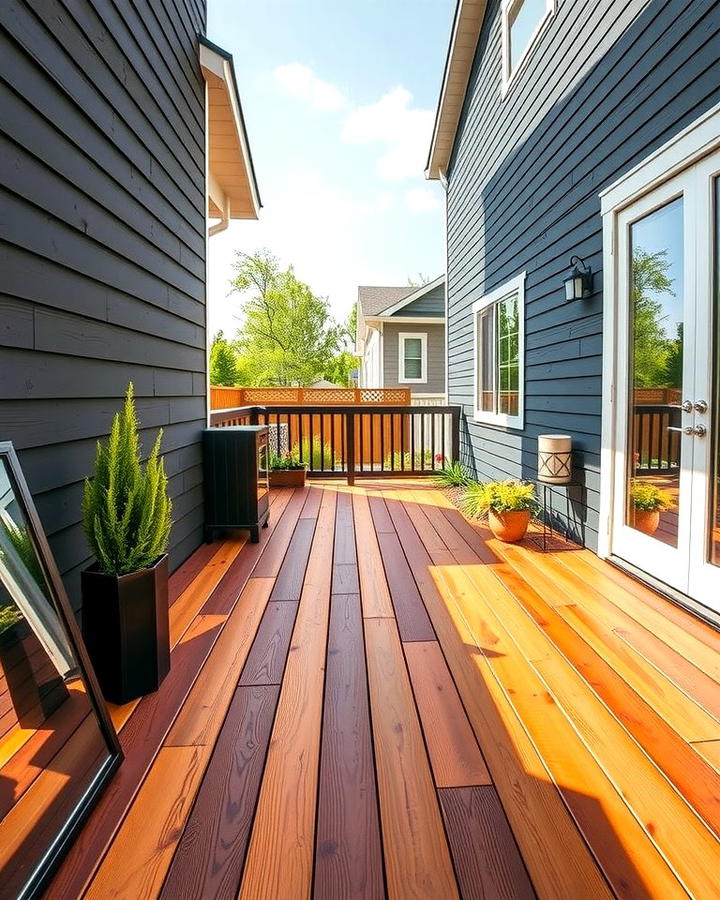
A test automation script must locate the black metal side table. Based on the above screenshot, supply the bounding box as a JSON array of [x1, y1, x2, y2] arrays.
[[528, 482, 585, 552]]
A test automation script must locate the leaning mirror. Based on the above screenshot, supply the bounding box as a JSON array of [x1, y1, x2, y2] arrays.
[[0, 442, 121, 898]]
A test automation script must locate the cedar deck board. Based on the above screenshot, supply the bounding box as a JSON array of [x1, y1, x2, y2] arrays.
[[314, 593, 384, 900], [37, 481, 720, 900], [160, 685, 279, 899], [237, 600, 299, 687]]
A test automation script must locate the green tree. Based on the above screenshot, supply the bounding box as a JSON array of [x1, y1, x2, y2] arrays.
[[631, 247, 675, 387], [209, 331, 239, 386], [231, 250, 340, 386], [323, 350, 358, 387]]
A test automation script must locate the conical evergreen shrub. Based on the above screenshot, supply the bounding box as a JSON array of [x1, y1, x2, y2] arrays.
[[82, 384, 172, 576]]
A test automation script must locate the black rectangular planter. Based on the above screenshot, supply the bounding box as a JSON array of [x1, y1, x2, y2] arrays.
[[81, 555, 170, 705]]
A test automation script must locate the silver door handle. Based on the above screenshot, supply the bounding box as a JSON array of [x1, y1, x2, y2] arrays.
[[694, 400, 708, 414], [692, 424, 707, 437], [667, 426, 694, 434], [681, 399, 693, 413]]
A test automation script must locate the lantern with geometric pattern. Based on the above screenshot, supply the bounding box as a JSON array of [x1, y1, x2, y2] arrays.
[[537, 434, 572, 484]]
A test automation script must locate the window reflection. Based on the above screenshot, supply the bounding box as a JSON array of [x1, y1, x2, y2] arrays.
[[626, 197, 683, 545], [0, 457, 113, 897], [711, 178, 720, 567]]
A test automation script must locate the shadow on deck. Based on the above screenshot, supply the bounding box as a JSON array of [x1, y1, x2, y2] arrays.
[[42, 481, 720, 898]]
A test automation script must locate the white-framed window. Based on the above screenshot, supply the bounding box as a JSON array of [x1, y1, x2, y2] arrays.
[[398, 332, 427, 384], [473, 272, 525, 428], [501, 0, 555, 94]]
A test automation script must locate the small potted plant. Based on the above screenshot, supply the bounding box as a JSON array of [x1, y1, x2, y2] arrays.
[[629, 481, 674, 535], [81, 384, 172, 704], [461, 479, 539, 542], [269, 448, 307, 487]]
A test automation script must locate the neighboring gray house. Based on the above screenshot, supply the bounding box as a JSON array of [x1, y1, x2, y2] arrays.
[[427, 0, 720, 619], [356, 276, 446, 404]]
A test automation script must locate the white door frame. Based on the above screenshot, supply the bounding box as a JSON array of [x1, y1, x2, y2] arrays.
[[599, 102, 720, 603]]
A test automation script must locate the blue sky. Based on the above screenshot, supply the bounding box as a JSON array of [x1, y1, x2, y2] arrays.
[[206, 0, 455, 338]]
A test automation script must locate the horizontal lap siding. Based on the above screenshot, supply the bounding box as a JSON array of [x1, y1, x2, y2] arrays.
[[0, 0, 207, 613], [446, 0, 720, 551]]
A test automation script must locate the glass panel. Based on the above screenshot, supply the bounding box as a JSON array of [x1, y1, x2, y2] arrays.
[[497, 293, 520, 416], [711, 177, 720, 567], [626, 197, 684, 546], [0, 457, 113, 896], [403, 338, 422, 380], [509, 0, 547, 72], [477, 307, 495, 412], [404, 358, 422, 379]]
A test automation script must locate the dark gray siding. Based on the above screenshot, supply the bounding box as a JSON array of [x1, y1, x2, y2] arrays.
[[446, 0, 720, 550], [0, 0, 208, 613], [383, 323, 446, 395], [397, 282, 446, 317]]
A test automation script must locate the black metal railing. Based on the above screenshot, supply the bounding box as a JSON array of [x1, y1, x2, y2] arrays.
[[632, 404, 681, 475], [210, 404, 461, 485]]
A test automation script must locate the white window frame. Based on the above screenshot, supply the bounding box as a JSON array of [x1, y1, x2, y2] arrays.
[[398, 332, 428, 384], [501, 0, 555, 96], [472, 272, 525, 429]]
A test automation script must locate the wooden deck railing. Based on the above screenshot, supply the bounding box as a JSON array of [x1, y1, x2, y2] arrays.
[[210, 386, 411, 409], [633, 403, 681, 475], [210, 404, 461, 484]]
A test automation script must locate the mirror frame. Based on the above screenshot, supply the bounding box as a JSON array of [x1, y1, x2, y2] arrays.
[[0, 441, 122, 898]]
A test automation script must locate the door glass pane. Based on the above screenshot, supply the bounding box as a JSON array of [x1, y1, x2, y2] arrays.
[[711, 177, 720, 567], [626, 197, 684, 546]]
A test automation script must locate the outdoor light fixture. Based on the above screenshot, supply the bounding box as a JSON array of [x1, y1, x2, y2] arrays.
[[564, 255, 593, 301], [537, 434, 573, 484]]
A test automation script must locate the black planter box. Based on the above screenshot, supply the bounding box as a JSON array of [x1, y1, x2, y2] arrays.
[[81, 554, 170, 705]]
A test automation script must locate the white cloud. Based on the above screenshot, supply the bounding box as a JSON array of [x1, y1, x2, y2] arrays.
[[207, 172, 405, 337], [273, 63, 347, 111], [405, 187, 442, 212], [341, 86, 434, 180]]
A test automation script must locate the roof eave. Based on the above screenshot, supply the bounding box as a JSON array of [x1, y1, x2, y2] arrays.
[[426, 1, 487, 181], [199, 35, 262, 218]]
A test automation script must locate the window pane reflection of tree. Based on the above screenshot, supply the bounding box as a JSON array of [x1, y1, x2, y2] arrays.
[[627, 197, 683, 546]]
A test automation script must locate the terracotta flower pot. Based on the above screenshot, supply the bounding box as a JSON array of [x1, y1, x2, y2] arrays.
[[488, 509, 531, 543], [269, 469, 307, 488], [632, 508, 660, 535]]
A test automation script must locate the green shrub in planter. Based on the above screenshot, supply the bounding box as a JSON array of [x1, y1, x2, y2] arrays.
[[81, 384, 173, 704], [82, 384, 171, 576]]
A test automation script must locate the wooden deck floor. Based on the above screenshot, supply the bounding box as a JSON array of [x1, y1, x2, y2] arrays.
[[45, 481, 720, 899]]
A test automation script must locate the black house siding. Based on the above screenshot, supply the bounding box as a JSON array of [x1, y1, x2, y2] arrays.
[[0, 0, 208, 614], [446, 0, 720, 551]]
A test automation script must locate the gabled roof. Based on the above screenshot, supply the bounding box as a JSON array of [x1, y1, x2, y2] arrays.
[[357, 285, 414, 318], [426, 1, 487, 180], [376, 275, 445, 317], [199, 36, 261, 219]]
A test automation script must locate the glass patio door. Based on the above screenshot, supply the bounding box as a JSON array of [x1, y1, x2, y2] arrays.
[[612, 154, 720, 612]]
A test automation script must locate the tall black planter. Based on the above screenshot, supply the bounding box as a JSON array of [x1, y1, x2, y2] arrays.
[[81, 555, 170, 704]]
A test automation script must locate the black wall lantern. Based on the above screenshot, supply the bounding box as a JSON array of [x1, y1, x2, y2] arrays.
[[564, 255, 593, 301]]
